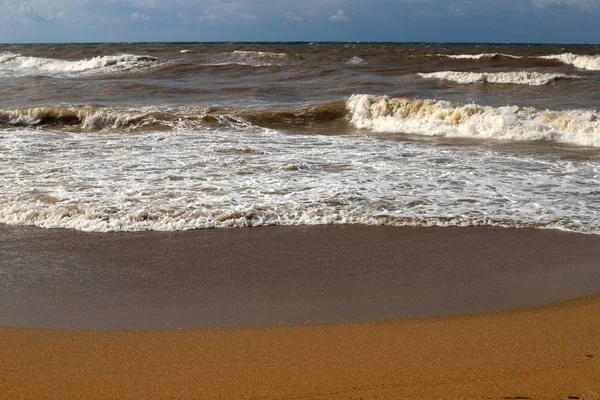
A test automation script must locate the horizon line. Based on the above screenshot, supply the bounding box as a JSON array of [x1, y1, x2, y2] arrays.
[[1, 41, 599, 46]]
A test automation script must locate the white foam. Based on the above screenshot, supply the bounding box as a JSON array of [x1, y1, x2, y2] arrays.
[[208, 50, 291, 67], [0, 53, 161, 77], [1, 127, 598, 233], [347, 94, 600, 147], [440, 53, 522, 60], [418, 71, 581, 86], [538, 53, 600, 71], [345, 56, 367, 65], [78, 109, 146, 130], [233, 50, 289, 58], [0, 52, 20, 64]]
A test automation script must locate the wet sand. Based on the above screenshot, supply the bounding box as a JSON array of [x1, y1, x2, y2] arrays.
[[1, 224, 600, 398], [2, 224, 600, 329]]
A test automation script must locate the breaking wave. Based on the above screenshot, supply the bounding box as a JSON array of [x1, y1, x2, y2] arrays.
[[5, 97, 600, 147], [345, 56, 367, 65], [0, 107, 248, 132], [440, 53, 522, 60], [208, 50, 292, 67], [538, 53, 600, 71], [0, 52, 161, 77], [347, 94, 600, 147], [439, 52, 600, 70], [0, 101, 347, 132], [417, 71, 582, 85]]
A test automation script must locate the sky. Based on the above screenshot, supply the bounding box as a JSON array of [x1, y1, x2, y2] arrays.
[[1, 0, 600, 43]]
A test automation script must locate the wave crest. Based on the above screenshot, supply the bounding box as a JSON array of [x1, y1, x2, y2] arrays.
[[0, 101, 347, 132], [208, 50, 291, 67], [0, 53, 161, 77], [345, 56, 367, 65], [440, 53, 522, 60], [347, 94, 600, 147], [418, 71, 581, 85], [538, 53, 600, 70], [0, 107, 210, 131]]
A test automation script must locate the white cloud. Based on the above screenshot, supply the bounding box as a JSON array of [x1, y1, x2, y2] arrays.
[[531, 0, 600, 9], [193, 1, 255, 23], [130, 0, 159, 7], [1, 0, 88, 24], [198, 11, 219, 22], [284, 12, 302, 21], [329, 9, 347, 21], [128, 0, 193, 8], [130, 11, 150, 21]]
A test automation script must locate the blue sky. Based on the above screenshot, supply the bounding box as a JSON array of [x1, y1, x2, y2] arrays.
[[1, 0, 600, 43]]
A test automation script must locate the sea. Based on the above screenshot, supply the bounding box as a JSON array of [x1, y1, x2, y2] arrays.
[[1, 42, 599, 233]]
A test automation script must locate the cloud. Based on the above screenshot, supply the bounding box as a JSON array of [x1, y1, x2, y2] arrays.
[[194, 1, 255, 23], [531, 0, 600, 9], [130, 0, 159, 7], [198, 11, 219, 22], [130, 11, 150, 21], [329, 9, 347, 21], [1, 0, 88, 24], [284, 12, 302, 21]]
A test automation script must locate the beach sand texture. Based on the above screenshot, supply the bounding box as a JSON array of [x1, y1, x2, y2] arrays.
[[1, 297, 599, 399]]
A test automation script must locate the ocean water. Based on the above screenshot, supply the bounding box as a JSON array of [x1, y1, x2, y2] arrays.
[[1, 42, 599, 233]]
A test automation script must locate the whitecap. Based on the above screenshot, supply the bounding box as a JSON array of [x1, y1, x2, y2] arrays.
[[417, 71, 581, 86], [345, 56, 367, 65], [0, 53, 162, 78], [440, 53, 522, 60], [538, 53, 600, 71], [347, 94, 600, 147]]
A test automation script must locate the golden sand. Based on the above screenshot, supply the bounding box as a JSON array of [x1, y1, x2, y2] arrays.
[[2, 296, 599, 399]]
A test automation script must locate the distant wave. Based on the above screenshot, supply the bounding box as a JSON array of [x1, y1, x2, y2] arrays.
[[207, 50, 291, 67], [417, 71, 582, 86], [440, 53, 522, 60], [439, 52, 600, 70], [345, 56, 367, 65], [538, 53, 600, 70], [347, 94, 600, 147], [0, 52, 161, 77]]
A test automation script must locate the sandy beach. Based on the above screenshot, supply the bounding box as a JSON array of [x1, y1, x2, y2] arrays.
[[1, 224, 600, 398], [1, 296, 599, 399]]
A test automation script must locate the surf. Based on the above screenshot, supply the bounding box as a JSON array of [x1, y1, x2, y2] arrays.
[[0, 53, 162, 77], [347, 94, 600, 147], [417, 71, 581, 85]]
